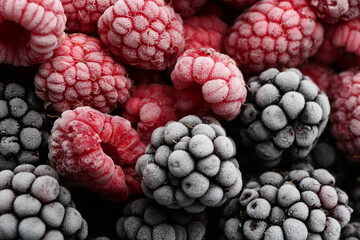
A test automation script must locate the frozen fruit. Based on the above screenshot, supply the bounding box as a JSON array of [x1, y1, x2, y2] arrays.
[[116, 198, 208, 240], [341, 221, 360, 239], [220, 168, 353, 240], [183, 15, 228, 52], [0, 0, 66, 66], [171, 48, 247, 121], [309, 0, 360, 23], [298, 62, 333, 93], [34, 33, 132, 114], [166, 0, 207, 17], [237, 68, 330, 167], [122, 84, 178, 143], [0, 82, 49, 170], [48, 106, 145, 201], [0, 164, 88, 240], [136, 115, 242, 213], [98, 0, 185, 70], [225, 0, 324, 74], [61, 0, 118, 34]]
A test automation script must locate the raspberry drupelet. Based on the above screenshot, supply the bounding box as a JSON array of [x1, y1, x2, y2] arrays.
[[48, 106, 146, 201], [0, 0, 66, 66], [97, 0, 185, 71], [34, 33, 132, 115]]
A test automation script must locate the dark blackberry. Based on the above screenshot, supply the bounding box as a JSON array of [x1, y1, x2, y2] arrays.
[[341, 221, 360, 239], [220, 168, 353, 240], [0, 82, 49, 170], [238, 68, 331, 167], [0, 164, 88, 239], [115, 198, 208, 240], [136, 115, 243, 213]]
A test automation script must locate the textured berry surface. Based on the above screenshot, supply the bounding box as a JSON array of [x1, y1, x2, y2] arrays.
[[98, 0, 185, 70], [0, 0, 66, 66], [171, 48, 247, 121], [238, 68, 330, 167], [34, 33, 132, 114], [136, 115, 242, 213], [309, 0, 360, 23], [329, 70, 360, 163], [342, 221, 360, 239], [225, 0, 324, 74], [116, 198, 208, 240], [298, 62, 333, 93], [183, 15, 228, 52], [49, 106, 145, 201], [0, 82, 48, 170], [122, 84, 178, 143], [0, 164, 88, 240], [61, 0, 118, 34], [331, 18, 360, 58], [167, 0, 207, 17], [220, 169, 353, 240]]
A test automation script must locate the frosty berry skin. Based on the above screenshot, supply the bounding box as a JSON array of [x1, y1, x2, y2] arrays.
[[34, 33, 132, 115], [48, 106, 145, 201], [97, 0, 185, 71], [0, 0, 66, 66]]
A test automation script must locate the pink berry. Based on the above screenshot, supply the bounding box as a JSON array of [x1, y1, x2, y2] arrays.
[[184, 15, 228, 52], [49, 106, 145, 201], [0, 0, 66, 66], [298, 62, 333, 93], [61, 0, 118, 34], [309, 0, 360, 23], [97, 0, 185, 71], [34, 33, 132, 114], [171, 48, 247, 121], [225, 0, 324, 74]]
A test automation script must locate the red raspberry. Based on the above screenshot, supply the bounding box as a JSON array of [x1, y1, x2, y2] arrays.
[[0, 0, 66, 66], [329, 70, 360, 163], [167, 0, 207, 17], [221, 0, 258, 10], [309, 0, 360, 23], [183, 15, 228, 52], [331, 18, 360, 57], [49, 106, 145, 201], [34, 33, 132, 114], [122, 84, 178, 143], [171, 48, 247, 120], [225, 0, 324, 74], [97, 0, 185, 71], [61, 0, 118, 34], [298, 61, 333, 93]]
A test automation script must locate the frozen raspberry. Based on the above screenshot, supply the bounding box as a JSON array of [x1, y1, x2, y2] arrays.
[[221, 0, 258, 10], [167, 0, 207, 17], [225, 0, 324, 74], [122, 84, 178, 143], [61, 0, 118, 34], [220, 169, 353, 240], [298, 62, 333, 93], [34, 33, 132, 114], [0, 0, 66, 66], [329, 70, 360, 163], [183, 15, 228, 52], [48, 106, 146, 201], [309, 0, 360, 23], [171, 48, 247, 121], [98, 0, 185, 71], [237, 68, 330, 167], [331, 18, 360, 58]]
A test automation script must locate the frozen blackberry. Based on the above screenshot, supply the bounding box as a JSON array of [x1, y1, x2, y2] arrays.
[[115, 198, 208, 240], [238, 68, 330, 167], [136, 115, 243, 213], [220, 168, 353, 240], [0, 164, 88, 239], [341, 221, 360, 239], [0, 82, 49, 170]]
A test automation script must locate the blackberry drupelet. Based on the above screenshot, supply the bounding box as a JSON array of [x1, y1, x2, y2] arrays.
[[341, 221, 360, 239], [0, 164, 88, 240], [136, 115, 243, 213], [220, 168, 353, 240], [115, 198, 208, 240], [0, 82, 48, 170], [238, 68, 330, 167]]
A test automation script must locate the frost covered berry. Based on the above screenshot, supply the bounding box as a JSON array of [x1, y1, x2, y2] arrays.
[[0, 0, 66, 66], [136, 115, 243, 213], [98, 0, 185, 70], [48, 106, 145, 201], [0, 164, 88, 240], [34, 33, 132, 114]]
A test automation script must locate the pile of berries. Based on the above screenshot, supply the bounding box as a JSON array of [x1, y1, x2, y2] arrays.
[[1, 0, 360, 239]]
